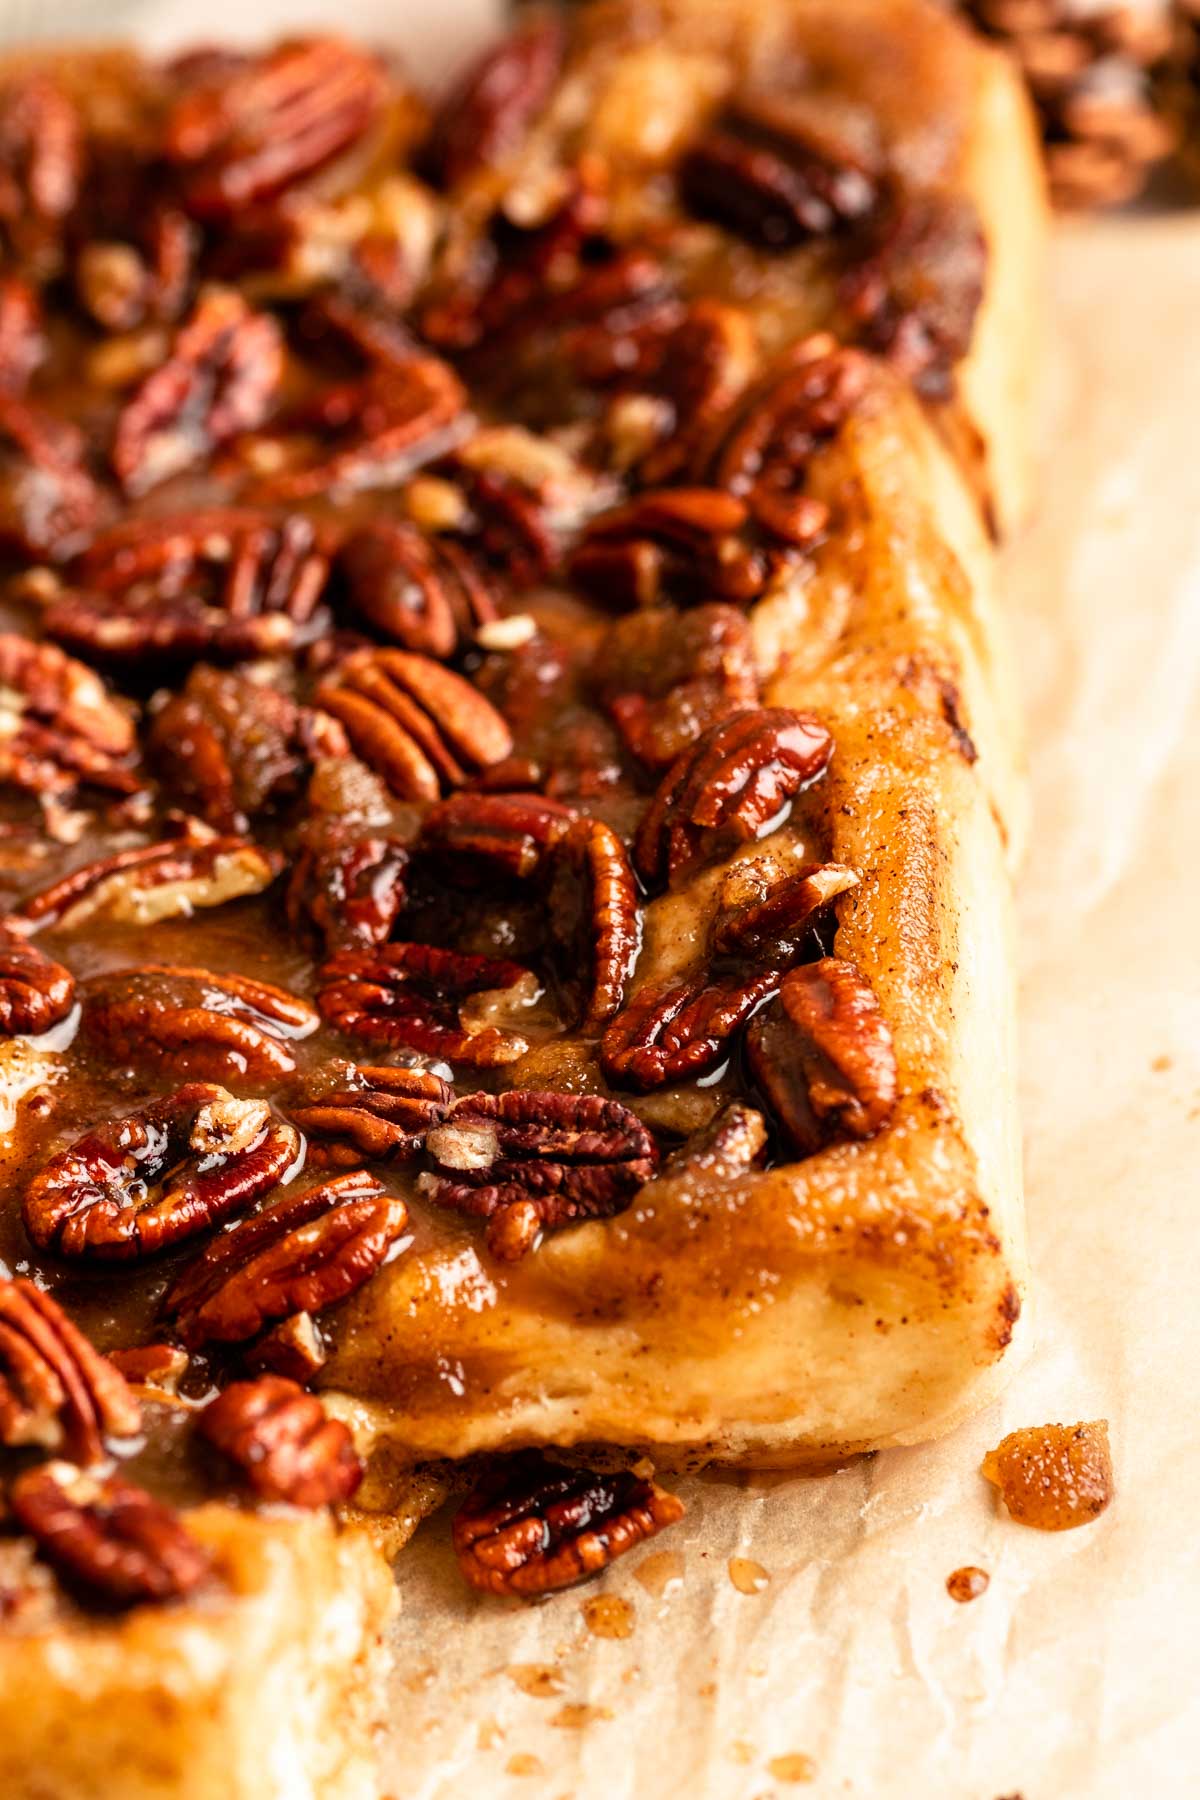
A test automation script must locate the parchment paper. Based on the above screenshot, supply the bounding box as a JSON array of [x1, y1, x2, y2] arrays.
[[7, 2, 1200, 1791]]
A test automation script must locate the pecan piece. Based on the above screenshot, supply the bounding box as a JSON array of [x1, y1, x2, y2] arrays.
[[112, 289, 283, 497], [0, 394, 101, 561], [0, 635, 139, 803], [82, 965, 317, 1085], [288, 1062, 451, 1166], [199, 1377, 362, 1507], [612, 300, 760, 486], [0, 276, 44, 394], [164, 37, 387, 221], [423, 14, 565, 186], [664, 1101, 768, 1180], [24, 1084, 300, 1260], [424, 1089, 656, 1262], [286, 828, 409, 954], [51, 509, 334, 666], [17, 827, 281, 932], [546, 818, 640, 1031], [0, 74, 81, 276], [600, 967, 782, 1092], [710, 856, 859, 962], [594, 604, 760, 771], [570, 488, 773, 610], [318, 648, 512, 802], [317, 942, 533, 1066], [418, 790, 575, 884], [0, 920, 74, 1036], [453, 1452, 684, 1596], [745, 957, 898, 1154], [75, 207, 197, 333], [10, 1462, 210, 1607], [147, 665, 346, 832], [162, 1169, 406, 1348], [680, 90, 879, 248], [698, 335, 870, 545], [0, 1279, 141, 1464], [633, 708, 834, 890], [338, 520, 498, 659]]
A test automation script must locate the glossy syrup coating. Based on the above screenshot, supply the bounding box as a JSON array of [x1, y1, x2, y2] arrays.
[[982, 1421, 1114, 1531]]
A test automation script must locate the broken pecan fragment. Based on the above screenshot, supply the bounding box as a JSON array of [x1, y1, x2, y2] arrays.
[[0, 277, 44, 394], [0, 920, 75, 1036], [51, 508, 334, 666], [745, 957, 898, 1155], [338, 519, 498, 659], [0, 394, 101, 561], [680, 90, 879, 248], [0, 73, 81, 276], [75, 207, 197, 334], [147, 665, 346, 832], [17, 827, 281, 932], [82, 965, 317, 1085], [453, 1452, 685, 1596], [286, 827, 409, 955], [0, 1278, 141, 1464], [418, 790, 575, 884], [981, 1421, 1113, 1533], [634, 708, 834, 890], [698, 335, 870, 544], [601, 967, 782, 1093], [570, 488, 773, 610], [162, 1169, 406, 1348], [318, 942, 533, 1067], [423, 13, 565, 186], [318, 648, 513, 802], [664, 1101, 768, 1180], [594, 604, 760, 771], [199, 1376, 363, 1507], [0, 635, 139, 804], [424, 1089, 656, 1261], [288, 1062, 451, 1166], [710, 856, 859, 962], [23, 1084, 300, 1260], [546, 818, 640, 1031], [10, 1462, 210, 1606], [164, 37, 387, 221], [112, 289, 283, 497]]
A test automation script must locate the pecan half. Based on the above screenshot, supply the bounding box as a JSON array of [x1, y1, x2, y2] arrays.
[[745, 957, 898, 1154], [418, 790, 575, 884], [51, 509, 334, 666], [338, 520, 498, 659], [601, 967, 781, 1092], [162, 1169, 406, 1348], [0, 635, 139, 803], [286, 827, 409, 954], [680, 90, 879, 248], [697, 336, 870, 545], [317, 942, 533, 1066], [17, 828, 281, 932], [112, 289, 283, 497], [424, 1089, 656, 1262], [318, 648, 512, 802], [0, 394, 101, 561], [0, 276, 44, 394], [594, 603, 760, 771], [570, 488, 773, 610], [147, 665, 346, 832], [82, 965, 318, 1085], [199, 1376, 362, 1506], [612, 300, 760, 486], [710, 855, 859, 962], [546, 818, 640, 1031], [453, 1453, 685, 1596], [0, 920, 75, 1036], [10, 1462, 210, 1606], [633, 708, 834, 890], [0, 74, 81, 276], [0, 1279, 141, 1464], [288, 1062, 451, 1166], [423, 14, 565, 186], [24, 1085, 300, 1260], [75, 207, 197, 334], [164, 37, 387, 221]]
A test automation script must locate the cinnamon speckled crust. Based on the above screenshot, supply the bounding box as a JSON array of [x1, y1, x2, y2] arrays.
[[323, 0, 1044, 1470]]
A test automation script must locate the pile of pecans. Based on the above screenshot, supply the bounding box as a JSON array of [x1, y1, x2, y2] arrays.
[[0, 15, 940, 1605]]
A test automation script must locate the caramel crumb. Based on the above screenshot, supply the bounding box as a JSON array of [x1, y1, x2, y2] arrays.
[[728, 1556, 770, 1594], [768, 1753, 817, 1783], [728, 1740, 756, 1765], [505, 1754, 545, 1778], [635, 1549, 685, 1598], [581, 1593, 635, 1639], [507, 1663, 565, 1698], [946, 1565, 990, 1603], [982, 1420, 1113, 1531], [477, 1718, 504, 1751], [551, 1703, 615, 1729], [1151, 1054, 1172, 1072]]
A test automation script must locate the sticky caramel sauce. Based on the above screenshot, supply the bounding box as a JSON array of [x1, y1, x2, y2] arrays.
[[982, 1421, 1113, 1531]]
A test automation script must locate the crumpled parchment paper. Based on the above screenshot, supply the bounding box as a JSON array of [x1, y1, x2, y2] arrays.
[[6, 1, 1198, 1790]]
